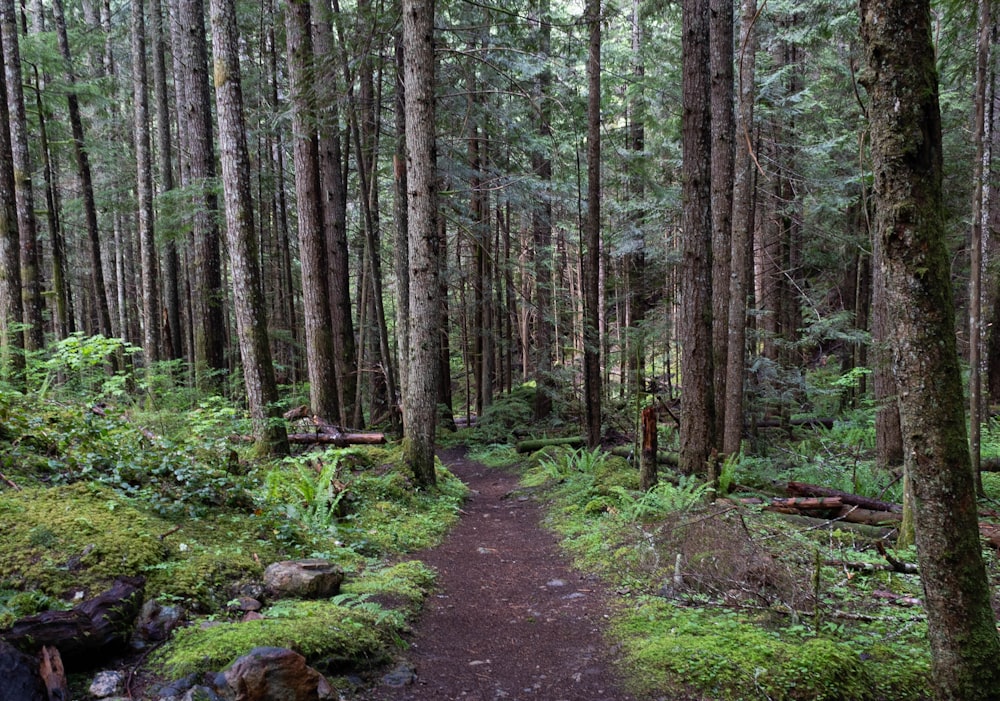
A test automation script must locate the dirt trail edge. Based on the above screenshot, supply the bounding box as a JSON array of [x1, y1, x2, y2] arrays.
[[358, 447, 643, 701]]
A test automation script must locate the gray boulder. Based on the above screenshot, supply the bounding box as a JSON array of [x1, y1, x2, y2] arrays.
[[0, 640, 46, 701], [263, 559, 343, 599]]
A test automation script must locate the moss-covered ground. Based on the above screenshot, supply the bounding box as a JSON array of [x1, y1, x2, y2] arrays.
[[516, 444, 936, 700], [0, 392, 464, 692]]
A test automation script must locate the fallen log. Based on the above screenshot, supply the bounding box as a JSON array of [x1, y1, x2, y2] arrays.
[[609, 446, 679, 466], [770, 512, 896, 540], [786, 481, 903, 513], [835, 505, 902, 526], [755, 417, 836, 430], [286, 432, 386, 446], [515, 436, 585, 453], [825, 558, 919, 575], [0, 576, 145, 669], [737, 496, 844, 511]]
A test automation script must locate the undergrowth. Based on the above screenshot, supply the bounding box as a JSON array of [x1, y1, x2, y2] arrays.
[[524, 444, 933, 700]]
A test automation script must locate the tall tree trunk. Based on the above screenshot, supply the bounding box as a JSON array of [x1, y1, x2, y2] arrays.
[[582, 0, 602, 449], [709, 0, 734, 443], [722, 0, 757, 457], [0, 46, 23, 381], [970, 0, 990, 490], [52, 0, 113, 341], [531, 0, 554, 421], [1, 0, 44, 352], [860, 1, 1000, 696], [175, 0, 226, 387], [394, 28, 410, 413], [680, 0, 715, 476], [285, 0, 340, 422], [312, 0, 357, 427], [150, 0, 182, 360], [132, 0, 160, 366], [625, 0, 647, 404], [210, 0, 288, 455], [401, 0, 440, 488]]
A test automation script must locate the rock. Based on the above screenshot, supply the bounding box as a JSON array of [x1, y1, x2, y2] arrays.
[[153, 672, 199, 699], [90, 669, 125, 697], [381, 662, 417, 688], [0, 640, 46, 701], [263, 559, 344, 599], [236, 596, 262, 612], [182, 686, 225, 701], [215, 647, 335, 701], [134, 599, 185, 648]]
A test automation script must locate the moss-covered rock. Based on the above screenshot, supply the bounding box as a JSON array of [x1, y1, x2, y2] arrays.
[[151, 599, 391, 678]]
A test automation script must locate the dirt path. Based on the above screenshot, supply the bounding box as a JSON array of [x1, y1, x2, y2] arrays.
[[358, 447, 642, 701]]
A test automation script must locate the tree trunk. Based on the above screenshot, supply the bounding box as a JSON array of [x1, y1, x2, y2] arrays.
[[722, 0, 757, 457], [860, 1, 1000, 695], [150, 0, 182, 361], [132, 0, 160, 366], [401, 0, 440, 488], [175, 0, 226, 386], [531, 0, 554, 422], [582, 0, 602, 449], [680, 0, 715, 476], [709, 0, 734, 443], [210, 0, 288, 455], [1, 0, 44, 352], [0, 47, 23, 382], [285, 0, 340, 422], [312, 0, 357, 427]]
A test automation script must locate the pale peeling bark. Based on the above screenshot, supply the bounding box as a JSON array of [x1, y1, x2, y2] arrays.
[[402, 0, 440, 487], [860, 1, 1000, 696], [211, 0, 287, 455]]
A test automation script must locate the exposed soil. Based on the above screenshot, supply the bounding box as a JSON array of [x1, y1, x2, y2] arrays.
[[357, 447, 649, 701]]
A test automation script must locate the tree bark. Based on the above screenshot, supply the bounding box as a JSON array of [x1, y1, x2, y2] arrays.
[[285, 0, 340, 423], [722, 0, 757, 457], [401, 0, 440, 488], [0, 44, 23, 382], [860, 1, 1000, 695], [680, 0, 715, 476], [210, 0, 288, 455], [175, 0, 226, 386], [132, 0, 160, 366], [709, 0, 734, 442], [582, 0, 602, 449], [1, 0, 44, 352]]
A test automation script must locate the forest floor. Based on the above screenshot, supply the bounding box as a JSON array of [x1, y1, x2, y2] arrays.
[[355, 447, 658, 701]]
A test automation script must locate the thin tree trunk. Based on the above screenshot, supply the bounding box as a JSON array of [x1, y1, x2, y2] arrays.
[[582, 0, 602, 448], [710, 0, 734, 443], [150, 0, 182, 361], [722, 0, 757, 457], [132, 0, 160, 366], [531, 0, 553, 421]]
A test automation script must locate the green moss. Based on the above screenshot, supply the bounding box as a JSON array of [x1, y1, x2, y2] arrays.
[[152, 600, 390, 677], [615, 598, 930, 701], [342, 560, 437, 613], [146, 551, 263, 611], [0, 483, 168, 596]]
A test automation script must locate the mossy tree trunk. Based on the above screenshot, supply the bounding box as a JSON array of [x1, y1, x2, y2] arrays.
[[860, 1, 1000, 696]]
